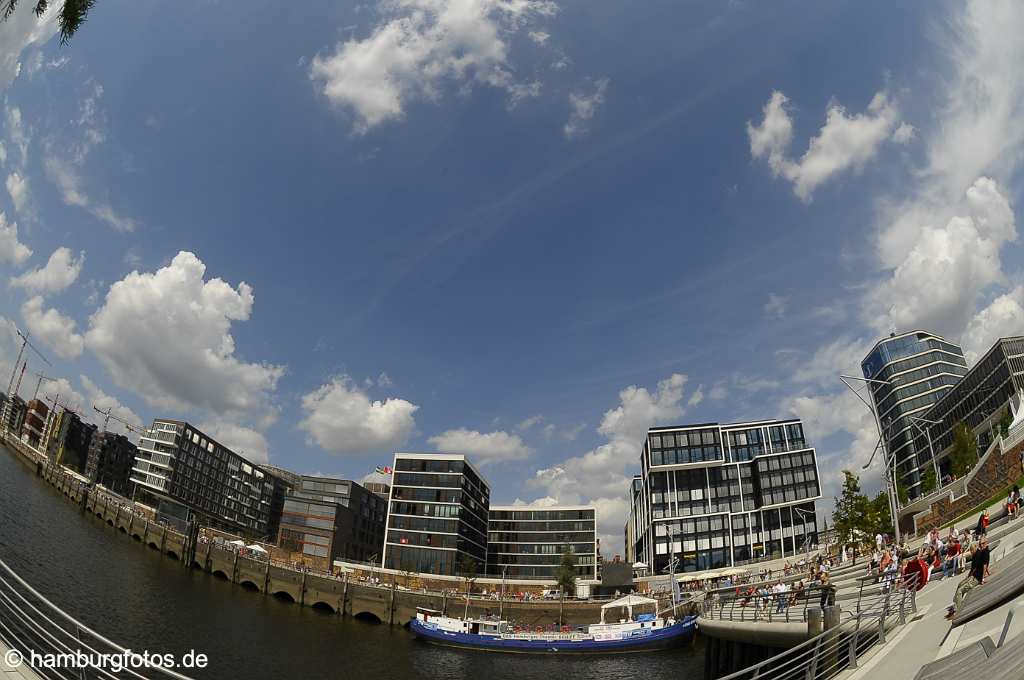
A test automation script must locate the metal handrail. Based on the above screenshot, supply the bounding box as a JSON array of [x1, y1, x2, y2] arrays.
[[0, 557, 196, 679], [713, 572, 919, 680]]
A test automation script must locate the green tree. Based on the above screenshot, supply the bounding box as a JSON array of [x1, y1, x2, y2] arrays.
[[832, 471, 871, 547], [949, 422, 976, 478], [556, 548, 576, 594], [1, 0, 94, 45], [920, 467, 937, 494], [868, 491, 893, 538], [998, 408, 1013, 437]]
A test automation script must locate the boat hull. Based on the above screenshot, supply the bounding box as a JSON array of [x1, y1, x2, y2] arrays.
[[408, 617, 697, 654]]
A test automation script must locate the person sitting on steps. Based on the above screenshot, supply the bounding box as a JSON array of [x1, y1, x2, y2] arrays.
[[946, 536, 990, 620]]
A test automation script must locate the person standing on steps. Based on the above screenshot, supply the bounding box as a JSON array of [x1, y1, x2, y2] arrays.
[[975, 510, 990, 538]]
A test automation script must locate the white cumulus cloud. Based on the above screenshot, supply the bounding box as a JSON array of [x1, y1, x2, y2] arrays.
[[198, 420, 271, 465], [5, 172, 30, 215], [960, 286, 1024, 363], [867, 177, 1016, 337], [10, 247, 84, 295], [748, 90, 904, 202], [310, 0, 558, 133], [0, 212, 32, 265], [528, 373, 689, 556], [84, 251, 285, 419], [0, 4, 59, 95], [21, 296, 84, 359], [428, 428, 533, 464], [298, 376, 418, 454]]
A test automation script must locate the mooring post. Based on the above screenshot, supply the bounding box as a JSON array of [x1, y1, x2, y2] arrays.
[[300, 570, 307, 607], [342, 572, 349, 617], [389, 576, 396, 625], [264, 561, 271, 595]]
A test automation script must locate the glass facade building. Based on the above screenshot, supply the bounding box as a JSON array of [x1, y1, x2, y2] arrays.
[[862, 331, 968, 498], [277, 475, 387, 568], [130, 419, 287, 539], [627, 419, 820, 575], [383, 453, 490, 576], [908, 336, 1024, 481], [486, 506, 598, 580]]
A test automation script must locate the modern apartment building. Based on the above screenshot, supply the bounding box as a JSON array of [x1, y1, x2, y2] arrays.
[[382, 453, 490, 576], [1, 394, 26, 437], [627, 419, 820, 575], [130, 419, 286, 539], [909, 336, 1024, 482], [47, 409, 97, 473], [85, 431, 139, 495], [486, 505, 599, 580], [277, 475, 387, 569], [862, 331, 969, 498], [21, 399, 48, 448]]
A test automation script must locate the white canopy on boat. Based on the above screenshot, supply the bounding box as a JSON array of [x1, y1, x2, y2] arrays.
[[599, 594, 658, 623], [228, 540, 245, 547], [632, 562, 648, 570], [246, 544, 268, 553]]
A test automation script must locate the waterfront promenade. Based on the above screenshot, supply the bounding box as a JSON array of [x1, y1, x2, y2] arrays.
[[0, 437, 642, 628], [837, 514, 1024, 679]]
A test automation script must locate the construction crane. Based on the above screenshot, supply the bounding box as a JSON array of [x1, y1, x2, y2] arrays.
[[4, 328, 51, 400], [31, 372, 55, 402], [93, 405, 143, 435]]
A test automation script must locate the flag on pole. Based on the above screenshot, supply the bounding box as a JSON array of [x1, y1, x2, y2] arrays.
[[375, 465, 393, 475]]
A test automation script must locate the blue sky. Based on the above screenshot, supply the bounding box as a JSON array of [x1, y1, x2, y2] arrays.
[[2, 0, 1023, 554]]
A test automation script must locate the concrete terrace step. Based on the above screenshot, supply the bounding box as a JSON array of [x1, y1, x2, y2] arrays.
[[914, 637, 994, 680], [989, 626, 1024, 679], [952, 543, 1024, 625]]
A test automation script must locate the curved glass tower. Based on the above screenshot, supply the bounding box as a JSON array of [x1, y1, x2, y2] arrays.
[[861, 331, 968, 499]]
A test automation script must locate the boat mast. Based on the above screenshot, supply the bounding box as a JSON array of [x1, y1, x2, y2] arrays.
[[498, 565, 506, 622], [665, 525, 681, 617]]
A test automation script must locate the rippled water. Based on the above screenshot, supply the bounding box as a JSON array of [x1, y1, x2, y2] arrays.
[[0, 446, 705, 679]]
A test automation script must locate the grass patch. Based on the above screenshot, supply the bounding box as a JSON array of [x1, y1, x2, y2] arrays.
[[941, 474, 1024, 529]]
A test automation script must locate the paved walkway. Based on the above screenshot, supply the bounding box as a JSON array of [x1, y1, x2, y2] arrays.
[[839, 517, 1024, 678], [0, 638, 43, 680]]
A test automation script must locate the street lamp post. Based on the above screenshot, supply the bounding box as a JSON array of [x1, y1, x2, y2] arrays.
[[909, 416, 942, 490], [840, 374, 902, 546], [792, 507, 814, 561]]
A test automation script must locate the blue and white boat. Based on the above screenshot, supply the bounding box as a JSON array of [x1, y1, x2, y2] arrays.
[[409, 594, 697, 654]]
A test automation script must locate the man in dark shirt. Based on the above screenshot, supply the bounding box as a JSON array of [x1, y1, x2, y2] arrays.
[[946, 537, 990, 619]]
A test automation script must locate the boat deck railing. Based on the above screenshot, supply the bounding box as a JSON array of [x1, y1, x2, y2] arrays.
[[0, 557, 197, 680]]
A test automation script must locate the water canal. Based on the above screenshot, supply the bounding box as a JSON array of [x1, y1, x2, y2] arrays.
[[0, 446, 705, 679]]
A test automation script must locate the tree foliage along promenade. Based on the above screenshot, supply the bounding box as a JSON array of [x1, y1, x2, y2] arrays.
[[950, 422, 976, 479], [832, 470, 894, 546], [556, 548, 576, 594]]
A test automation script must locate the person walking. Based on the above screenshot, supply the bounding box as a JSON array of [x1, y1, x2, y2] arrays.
[[975, 510, 990, 537]]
